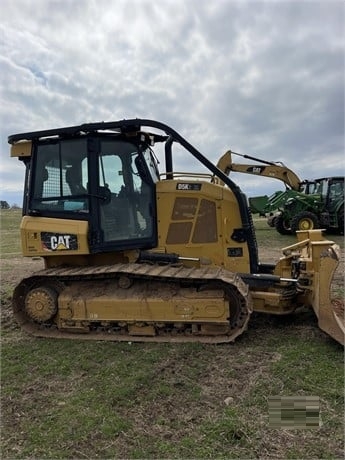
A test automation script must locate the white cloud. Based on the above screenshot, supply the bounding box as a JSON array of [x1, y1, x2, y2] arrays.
[[0, 0, 344, 205]]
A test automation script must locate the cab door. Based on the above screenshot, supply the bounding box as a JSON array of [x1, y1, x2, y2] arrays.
[[95, 139, 157, 251]]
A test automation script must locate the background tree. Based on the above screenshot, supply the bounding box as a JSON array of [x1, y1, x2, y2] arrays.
[[0, 200, 10, 209]]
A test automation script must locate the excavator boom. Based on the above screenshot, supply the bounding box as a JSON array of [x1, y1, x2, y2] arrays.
[[216, 150, 302, 190]]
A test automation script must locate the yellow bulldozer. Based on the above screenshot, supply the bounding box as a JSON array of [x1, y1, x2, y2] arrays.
[[8, 119, 344, 345]]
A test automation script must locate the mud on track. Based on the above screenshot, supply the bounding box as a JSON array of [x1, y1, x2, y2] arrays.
[[1, 244, 344, 339]]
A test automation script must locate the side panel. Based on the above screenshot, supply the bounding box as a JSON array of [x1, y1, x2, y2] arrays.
[[220, 187, 252, 273], [20, 216, 89, 256], [156, 180, 251, 273]]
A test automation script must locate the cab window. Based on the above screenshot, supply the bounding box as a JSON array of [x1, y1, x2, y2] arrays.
[[30, 139, 89, 213]]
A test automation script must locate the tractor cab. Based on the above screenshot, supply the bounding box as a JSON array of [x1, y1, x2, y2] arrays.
[[318, 177, 344, 205]]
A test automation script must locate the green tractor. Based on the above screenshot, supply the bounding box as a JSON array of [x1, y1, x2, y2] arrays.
[[274, 176, 344, 235], [249, 180, 318, 228], [213, 151, 343, 235]]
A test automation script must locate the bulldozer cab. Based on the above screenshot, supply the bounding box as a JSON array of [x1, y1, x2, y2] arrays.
[[11, 119, 260, 273], [22, 135, 159, 253]]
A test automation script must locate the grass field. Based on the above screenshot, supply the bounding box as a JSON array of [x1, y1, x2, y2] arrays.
[[1, 209, 344, 459]]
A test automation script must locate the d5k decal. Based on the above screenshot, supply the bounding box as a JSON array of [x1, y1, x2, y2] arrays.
[[41, 232, 78, 251]]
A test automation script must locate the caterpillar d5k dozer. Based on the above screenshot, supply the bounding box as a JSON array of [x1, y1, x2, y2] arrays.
[[8, 119, 344, 345]]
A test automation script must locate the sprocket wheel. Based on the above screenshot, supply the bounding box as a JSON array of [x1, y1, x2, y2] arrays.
[[25, 286, 58, 323]]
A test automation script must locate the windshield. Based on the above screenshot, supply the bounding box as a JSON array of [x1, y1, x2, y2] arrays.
[[299, 182, 317, 194]]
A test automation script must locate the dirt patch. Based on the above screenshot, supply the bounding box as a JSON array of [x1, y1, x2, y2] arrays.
[[1, 257, 43, 286]]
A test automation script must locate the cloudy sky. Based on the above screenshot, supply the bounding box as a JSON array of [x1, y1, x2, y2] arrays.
[[1, 0, 344, 206]]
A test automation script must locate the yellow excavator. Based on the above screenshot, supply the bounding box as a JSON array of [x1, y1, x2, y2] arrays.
[[8, 119, 344, 344], [214, 150, 302, 190], [214, 150, 310, 229]]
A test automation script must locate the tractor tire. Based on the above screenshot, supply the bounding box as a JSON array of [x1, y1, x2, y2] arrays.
[[275, 215, 292, 235], [290, 211, 320, 233], [267, 215, 277, 227]]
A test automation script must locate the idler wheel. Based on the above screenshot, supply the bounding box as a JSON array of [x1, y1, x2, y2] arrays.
[[25, 287, 58, 322]]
